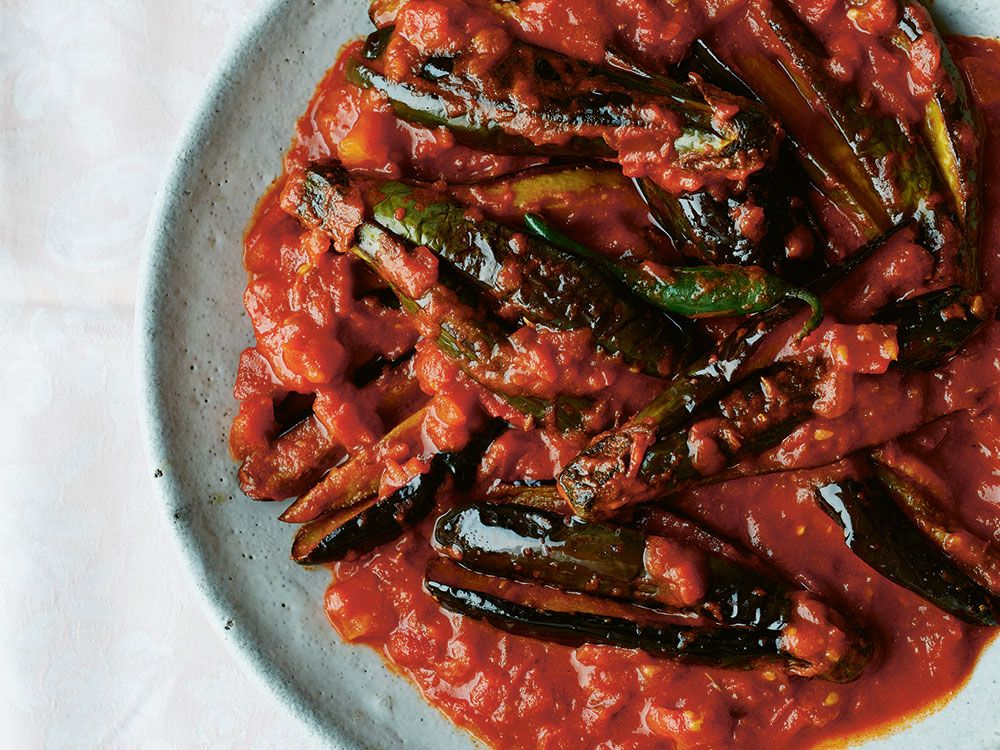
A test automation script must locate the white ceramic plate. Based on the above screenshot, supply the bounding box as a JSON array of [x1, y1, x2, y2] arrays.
[[136, 1, 1000, 747]]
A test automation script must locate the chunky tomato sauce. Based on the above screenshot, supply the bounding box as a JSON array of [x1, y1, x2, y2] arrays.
[[230, 0, 1000, 746]]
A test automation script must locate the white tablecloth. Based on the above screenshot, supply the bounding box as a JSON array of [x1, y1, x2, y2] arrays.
[[3, 2, 321, 747]]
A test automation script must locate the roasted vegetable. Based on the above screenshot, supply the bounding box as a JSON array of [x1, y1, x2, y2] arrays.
[[870, 459, 1000, 594], [291, 457, 445, 564], [440, 418, 511, 493], [239, 416, 346, 502], [353, 223, 593, 429], [888, 1, 983, 288], [556, 290, 820, 518], [370, 180, 685, 376], [280, 408, 427, 524], [637, 175, 774, 267], [283, 165, 594, 428], [434, 503, 790, 628], [456, 162, 642, 224], [558, 240, 979, 518], [291, 420, 506, 564], [238, 353, 423, 501], [348, 26, 780, 192], [875, 285, 987, 370], [702, 1, 941, 245], [634, 149, 824, 280], [524, 213, 823, 337], [425, 557, 868, 680], [814, 476, 1000, 625]]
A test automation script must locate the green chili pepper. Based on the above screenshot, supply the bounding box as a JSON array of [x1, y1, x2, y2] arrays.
[[524, 213, 823, 338]]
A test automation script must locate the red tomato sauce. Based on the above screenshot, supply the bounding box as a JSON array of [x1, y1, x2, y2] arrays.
[[230, 1, 1000, 746]]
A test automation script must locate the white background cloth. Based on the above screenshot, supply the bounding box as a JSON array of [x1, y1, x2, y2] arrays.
[[3, 2, 322, 747]]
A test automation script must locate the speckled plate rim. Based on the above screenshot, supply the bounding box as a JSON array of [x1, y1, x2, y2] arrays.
[[134, 1, 1000, 748], [135, 1, 348, 747]]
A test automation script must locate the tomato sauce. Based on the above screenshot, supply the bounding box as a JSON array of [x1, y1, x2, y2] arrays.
[[230, 0, 1000, 746]]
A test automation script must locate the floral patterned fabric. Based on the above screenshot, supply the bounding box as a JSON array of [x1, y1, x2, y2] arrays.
[[1, 2, 319, 747]]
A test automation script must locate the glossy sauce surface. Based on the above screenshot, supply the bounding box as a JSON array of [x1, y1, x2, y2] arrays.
[[230, 2, 1000, 747]]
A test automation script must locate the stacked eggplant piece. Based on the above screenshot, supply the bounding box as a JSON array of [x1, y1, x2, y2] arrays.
[[237, 0, 998, 681]]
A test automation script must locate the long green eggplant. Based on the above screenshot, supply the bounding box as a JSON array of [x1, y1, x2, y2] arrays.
[[348, 26, 780, 192], [875, 285, 987, 370], [698, 0, 978, 290], [704, 0, 939, 239], [283, 165, 592, 429], [524, 213, 823, 337], [814, 476, 1000, 625], [291, 419, 506, 564], [425, 557, 869, 680], [369, 180, 685, 377], [353, 223, 592, 429], [888, 1, 983, 288], [433, 503, 790, 628]]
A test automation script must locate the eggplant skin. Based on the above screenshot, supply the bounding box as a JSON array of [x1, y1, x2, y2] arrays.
[[433, 502, 792, 629], [370, 182, 685, 378], [433, 503, 649, 603], [292, 456, 446, 565], [875, 286, 987, 371], [292, 419, 508, 565], [424, 569, 789, 669], [439, 419, 508, 491], [816, 478, 1000, 626], [350, 27, 780, 185]]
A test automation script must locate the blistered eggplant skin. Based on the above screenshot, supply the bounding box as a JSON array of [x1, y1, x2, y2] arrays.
[[353, 222, 588, 427], [291, 420, 507, 565], [560, 360, 820, 518], [875, 286, 987, 371], [349, 26, 780, 186], [424, 557, 871, 680], [423, 559, 790, 669], [872, 461, 1000, 594], [370, 182, 685, 377], [816, 479, 1000, 626], [433, 503, 791, 628], [291, 457, 446, 565]]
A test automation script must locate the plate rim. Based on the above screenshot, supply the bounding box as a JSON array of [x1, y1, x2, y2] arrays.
[[133, 0, 345, 747]]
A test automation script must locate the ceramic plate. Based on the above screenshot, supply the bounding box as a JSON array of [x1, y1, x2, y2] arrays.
[[135, 1, 1000, 747]]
